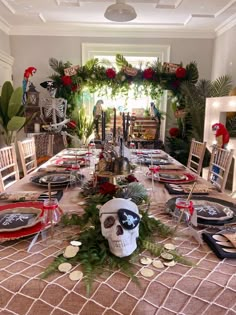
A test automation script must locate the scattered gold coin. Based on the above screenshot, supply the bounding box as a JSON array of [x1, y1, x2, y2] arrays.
[[63, 245, 79, 258], [140, 257, 153, 265], [70, 240, 82, 247], [164, 243, 176, 251], [140, 268, 155, 278], [69, 270, 83, 281], [164, 260, 176, 267], [58, 262, 72, 273], [161, 252, 174, 260], [152, 260, 165, 269]]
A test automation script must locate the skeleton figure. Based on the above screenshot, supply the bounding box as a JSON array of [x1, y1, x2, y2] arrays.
[[39, 80, 69, 132], [99, 198, 140, 257]]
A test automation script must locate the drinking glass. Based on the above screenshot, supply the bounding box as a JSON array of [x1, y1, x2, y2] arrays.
[[43, 198, 62, 245]]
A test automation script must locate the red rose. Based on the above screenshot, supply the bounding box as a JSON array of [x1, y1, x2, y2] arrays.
[[72, 84, 79, 92], [171, 80, 180, 89], [67, 120, 76, 129], [169, 127, 180, 137], [126, 175, 138, 183], [106, 68, 116, 79], [61, 75, 72, 86], [99, 182, 117, 195], [175, 67, 186, 79], [143, 68, 154, 79]]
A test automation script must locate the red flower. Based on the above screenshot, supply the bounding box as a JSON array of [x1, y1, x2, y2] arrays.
[[143, 68, 154, 79], [71, 84, 79, 92], [125, 175, 138, 183], [169, 127, 180, 137], [175, 67, 186, 79], [171, 80, 180, 89], [61, 75, 72, 86], [106, 68, 116, 79], [99, 182, 117, 195], [67, 120, 76, 129]]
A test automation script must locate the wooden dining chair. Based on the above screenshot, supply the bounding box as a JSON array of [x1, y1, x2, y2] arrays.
[[207, 146, 234, 192], [187, 138, 207, 175], [0, 144, 19, 192], [17, 138, 37, 177]]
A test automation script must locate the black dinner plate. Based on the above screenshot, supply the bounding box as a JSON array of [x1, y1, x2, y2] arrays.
[[166, 196, 236, 226], [30, 172, 77, 188]]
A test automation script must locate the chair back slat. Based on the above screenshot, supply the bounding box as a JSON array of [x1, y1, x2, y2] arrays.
[[187, 138, 207, 175], [207, 147, 234, 192], [0, 144, 19, 192], [17, 138, 37, 177]]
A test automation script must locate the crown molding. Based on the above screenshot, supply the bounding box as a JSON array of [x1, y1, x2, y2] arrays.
[[215, 13, 236, 37], [8, 23, 216, 39], [0, 48, 14, 65], [0, 16, 10, 34]]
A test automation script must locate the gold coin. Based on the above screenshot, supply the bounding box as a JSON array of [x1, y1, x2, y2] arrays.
[[58, 262, 72, 273], [152, 260, 165, 269], [161, 252, 174, 260], [164, 260, 176, 267], [140, 268, 155, 277], [63, 245, 79, 258], [164, 243, 176, 251], [69, 270, 83, 281], [140, 257, 153, 265], [70, 240, 82, 246]]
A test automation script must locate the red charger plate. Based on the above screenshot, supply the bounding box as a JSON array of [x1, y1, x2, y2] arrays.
[[146, 172, 197, 184], [0, 201, 63, 242]]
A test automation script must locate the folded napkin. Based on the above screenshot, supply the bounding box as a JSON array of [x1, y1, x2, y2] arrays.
[[159, 164, 185, 170], [0, 191, 41, 202]]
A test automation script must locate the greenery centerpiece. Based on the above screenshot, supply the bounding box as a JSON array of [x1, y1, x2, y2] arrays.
[[41, 179, 193, 295]]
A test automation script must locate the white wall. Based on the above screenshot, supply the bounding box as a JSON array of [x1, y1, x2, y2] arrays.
[[9, 36, 214, 93], [0, 29, 11, 55], [212, 25, 236, 85]]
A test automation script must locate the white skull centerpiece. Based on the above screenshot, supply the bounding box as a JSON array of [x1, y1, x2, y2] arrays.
[[99, 198, 140, 257]]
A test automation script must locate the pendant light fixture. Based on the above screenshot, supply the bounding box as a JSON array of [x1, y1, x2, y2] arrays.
[[104, 0, 137, 22]]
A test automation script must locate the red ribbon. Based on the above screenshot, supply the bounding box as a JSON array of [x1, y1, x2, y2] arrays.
[[149, 166, 160, 174]]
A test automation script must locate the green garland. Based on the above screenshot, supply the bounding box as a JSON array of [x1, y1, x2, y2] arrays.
[[41, 184, 194, 295], [48, 54, 199, 112]]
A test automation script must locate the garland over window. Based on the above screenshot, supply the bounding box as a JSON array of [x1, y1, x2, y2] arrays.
[[49, 54, 199, 112]]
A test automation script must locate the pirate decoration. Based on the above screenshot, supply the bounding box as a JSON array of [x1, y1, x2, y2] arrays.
[[212, 123, 230, 149], [99, 198, 140, 257], [39, 80, 69, 133], [22, 66, 37, 105], [93, 99, 103, 139]]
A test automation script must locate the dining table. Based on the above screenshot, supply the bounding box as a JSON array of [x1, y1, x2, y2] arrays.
[[0, 148, 236, 315]]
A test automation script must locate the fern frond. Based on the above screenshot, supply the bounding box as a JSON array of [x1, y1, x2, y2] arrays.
[[210, 75, 232, 97]]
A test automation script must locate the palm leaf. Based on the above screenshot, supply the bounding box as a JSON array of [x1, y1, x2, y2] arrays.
[[85, 58, 99, 70], [210, 75, 232, 97], [49, 57, 65, 74], [185, 61, 199, 84], [116, 54, 132, 70]]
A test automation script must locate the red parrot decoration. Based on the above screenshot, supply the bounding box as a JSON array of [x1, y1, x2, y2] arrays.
[[22, 66, 37, 105], [212, 123, 230, 148]]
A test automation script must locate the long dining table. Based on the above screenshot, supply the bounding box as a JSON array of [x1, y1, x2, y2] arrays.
[[0, 148, 236, 315]]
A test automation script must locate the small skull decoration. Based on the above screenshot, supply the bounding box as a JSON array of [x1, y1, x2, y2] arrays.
[[99, 198, 140, 257]]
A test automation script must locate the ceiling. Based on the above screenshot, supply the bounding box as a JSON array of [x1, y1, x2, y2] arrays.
[[0, 0, 236, 38]]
